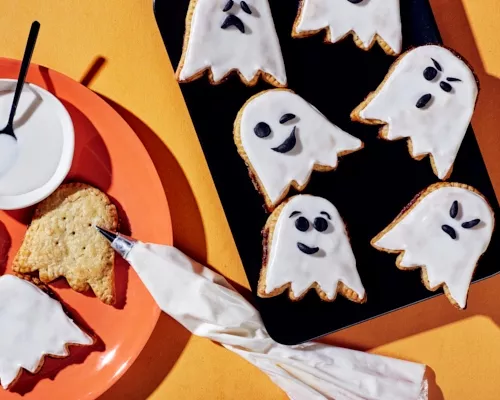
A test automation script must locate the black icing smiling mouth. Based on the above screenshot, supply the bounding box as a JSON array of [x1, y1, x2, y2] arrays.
[[297, 242, 319, 255], [272, 126, 297, 154]]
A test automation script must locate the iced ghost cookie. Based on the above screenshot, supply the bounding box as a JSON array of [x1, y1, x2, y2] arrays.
[[372, 183, 494, 309], [258, 195, 366, 302], [0, 275, 93, 390], [235, 89, 363, 211], [292, 0, 402, 55], [176, 0, 287, 87], [352, 45, 478, 180]]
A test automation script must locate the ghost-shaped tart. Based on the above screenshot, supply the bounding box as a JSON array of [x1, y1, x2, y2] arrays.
[[372, 183, 494, 309], [0, 275, 93, 390], [292, 0, 402, 55], [235, 89, 363, 211], [176, 0, 287, 87], [352, 45, 478, 180], [258, 195, 366, 302]]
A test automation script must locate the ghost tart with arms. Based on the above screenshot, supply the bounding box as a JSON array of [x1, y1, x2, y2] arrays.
[[176, 0, 287, 87], [372, 182, 494, 309], [13, 183, 118, 305], [258, 195, 366, 303], [292, 0, 402, 56], [235, 89, 363, 211], [351, 45, 479, 180]]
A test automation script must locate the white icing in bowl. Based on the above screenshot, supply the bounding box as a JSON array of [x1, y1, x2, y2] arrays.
[[0, 79, 74, 209]]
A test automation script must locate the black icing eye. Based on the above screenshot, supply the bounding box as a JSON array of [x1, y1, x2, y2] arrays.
[[440, 81, 452, 93], [254, 122, 271, 138], [295, 217, 309, 232], [240, 1, 252, 14], [313, 217, 328, 232], [222, 0, 233, 11], [423, 66, 438, 81], [279, 113, 296, 124], [450, 200, 458, 219], [442, 224, 457, 240], [462, 219, 481, 229]]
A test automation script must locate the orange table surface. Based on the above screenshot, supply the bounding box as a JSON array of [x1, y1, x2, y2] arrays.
[[2, 1, 500, 399]]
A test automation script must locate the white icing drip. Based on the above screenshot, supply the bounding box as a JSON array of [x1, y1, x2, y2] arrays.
[[0, 275, 92, 389], [178, 0, 287, 86], [374, 186, 494, 308], [294, 0, 402, 54], [359, 45, 478, 179], [265, 195, 365, 300], [239, 90, 362, 207]]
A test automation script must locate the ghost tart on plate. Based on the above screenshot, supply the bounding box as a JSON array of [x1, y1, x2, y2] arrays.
[[292, 0, 402, 55], [351, 45, 479, 180], [372, 182, 494, 309], [258, 194, 366, 303], [175, 0, 287, 87], [234, 89, 363, 211]]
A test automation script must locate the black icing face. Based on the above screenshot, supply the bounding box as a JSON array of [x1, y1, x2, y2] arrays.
[[253, 112, 299, 154], [441, 200, 481, 240], [416, 58, 463, 109], [290, 210, 331, 255], [221, 0, 253, 34]]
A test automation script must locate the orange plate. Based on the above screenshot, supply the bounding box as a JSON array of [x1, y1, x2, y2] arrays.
[[0, 58, 172, 399]]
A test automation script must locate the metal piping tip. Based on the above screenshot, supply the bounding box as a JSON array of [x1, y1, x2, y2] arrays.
[[95, 226, 117, 243]]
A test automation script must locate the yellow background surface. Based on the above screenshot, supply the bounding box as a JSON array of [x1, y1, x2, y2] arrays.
[[1, 0, 500, 399]]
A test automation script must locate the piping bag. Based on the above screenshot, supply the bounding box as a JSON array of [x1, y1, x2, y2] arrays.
[[97, 227, 428, 400]]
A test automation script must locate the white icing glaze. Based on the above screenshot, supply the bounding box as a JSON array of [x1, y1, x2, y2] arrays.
[[238, 90, 362, 208], [373, 185, 494, 308], [264, 195, 365, 300], [359, 45, 478, 179], [177, 0, 287, 86], [294, 0, 402, 54], [0, 275, 92, 389]]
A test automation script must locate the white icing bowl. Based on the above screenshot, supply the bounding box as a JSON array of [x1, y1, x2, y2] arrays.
[[0, 79, 74, 210]]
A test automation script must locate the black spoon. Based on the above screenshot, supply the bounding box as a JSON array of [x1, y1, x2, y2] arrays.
[[0, 21, 40, 139]]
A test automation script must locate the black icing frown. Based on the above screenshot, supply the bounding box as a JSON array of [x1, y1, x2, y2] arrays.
[[290, 210, 331, 256], [416, 58, 463, 109], [221, 0, 253, 34], [253, 112, 298, 154]]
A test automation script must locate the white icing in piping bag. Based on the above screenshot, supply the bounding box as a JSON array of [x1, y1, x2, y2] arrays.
[[96, 228, 428, 400]]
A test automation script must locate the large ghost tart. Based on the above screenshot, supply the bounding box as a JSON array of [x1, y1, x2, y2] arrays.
[[372, 183, 494, 309], [176, 0, 287, 87], [258, 195, 366, 302], [235, 89, 363, 211], [0, 274, 93, 390], [292, 0, 402, 55], [352, 45, 479, 180]]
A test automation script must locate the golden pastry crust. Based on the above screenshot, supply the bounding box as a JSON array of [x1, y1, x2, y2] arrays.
[[371, 182, 495, 309], [175, 0, 286, 87], [257, 198, 366, 303], [291, 0, 398, 56], [234, 89, 363, 212], [13, 183, 118, 305]]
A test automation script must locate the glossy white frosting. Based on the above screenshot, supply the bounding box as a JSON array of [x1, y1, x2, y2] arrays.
[[373, 185, 494, 308], [264, 195, 365, 300], [294, 0, 402, 54], [177, 0, 287, 86], [238, 90, 362, 208], [0, 275, 92, 389], [359, 45, 478, 179]]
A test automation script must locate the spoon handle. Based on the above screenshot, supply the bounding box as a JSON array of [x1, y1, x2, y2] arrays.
[[8, 21, 40, 128]]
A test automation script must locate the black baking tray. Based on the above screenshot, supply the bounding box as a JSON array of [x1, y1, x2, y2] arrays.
[[153, 0, 500, 344]]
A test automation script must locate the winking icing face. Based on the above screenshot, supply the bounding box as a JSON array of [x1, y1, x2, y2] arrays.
[[176, 0, 287, 86], [258, 195, 366, 302], [236, 90, 363, 210]]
